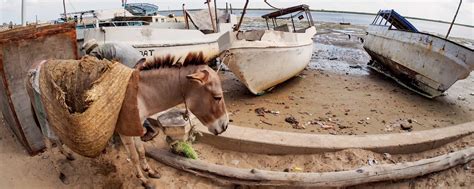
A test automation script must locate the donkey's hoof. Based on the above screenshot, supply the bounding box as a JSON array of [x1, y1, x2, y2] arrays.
[[59, 172, 69, 185], [65, 154, 75, 161], [142, 180, 155, 189], [148, 171, 161, 179]]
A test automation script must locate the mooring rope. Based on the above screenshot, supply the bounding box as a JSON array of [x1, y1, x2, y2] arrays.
[[264, 0, 281, 10]]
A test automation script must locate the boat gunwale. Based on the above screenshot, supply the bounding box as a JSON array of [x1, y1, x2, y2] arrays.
[[221, 26, 317, 50], [368, 24, 474, 52], [223, 42, 313, 50], [131, 41, 217, 48]]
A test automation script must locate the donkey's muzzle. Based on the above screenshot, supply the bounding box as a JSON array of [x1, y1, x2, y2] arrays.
[[208, 114, 229, 135]]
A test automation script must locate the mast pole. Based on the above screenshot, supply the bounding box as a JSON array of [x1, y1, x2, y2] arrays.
[[446, 0, 462, 39], [206, 0, 217, 33], [234, 0, 249, 31], [183, 4, 189, 29], [214, 0, 218, 32], [21, 0, 26, 26], [63, 0, 67, 21]]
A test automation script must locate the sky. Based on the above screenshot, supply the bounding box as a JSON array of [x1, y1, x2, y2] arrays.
[[0, 0, 473, 25]]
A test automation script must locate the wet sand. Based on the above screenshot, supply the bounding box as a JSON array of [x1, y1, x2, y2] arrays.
[[222, 28, 473, 135]]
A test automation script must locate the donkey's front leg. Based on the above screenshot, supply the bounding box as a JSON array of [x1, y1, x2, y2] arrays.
[[52, 139, 75, 161], [134, 137, 161, 178], [43, 137, 69, 184], [120, 134, 153, 188]]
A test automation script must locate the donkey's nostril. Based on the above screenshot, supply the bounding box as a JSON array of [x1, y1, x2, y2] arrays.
[[223, 123, 229, 131]]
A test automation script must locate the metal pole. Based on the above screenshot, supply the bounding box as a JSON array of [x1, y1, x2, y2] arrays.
[[63, 0, 67, 21], [304, 10, 312, 26], [446, 0, 462, 39], [21, 0, 26, 26], [290, 14, 295, 32], [214, 0, 218, 32], [234, 0, 248, 31], [230, 4, 233, 14], [372, 10, 381, 24], [307, 10, 314, 26], [265, 18, 270, 30], [183, 4, 189, 29], [123, 1, 126, 16]]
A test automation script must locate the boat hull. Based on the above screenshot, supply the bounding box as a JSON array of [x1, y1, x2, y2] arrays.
[[225, 45, 313, 94], [363, 25, 474, 98], [219, 27, 316, 95], [84, 26, 223, 62]]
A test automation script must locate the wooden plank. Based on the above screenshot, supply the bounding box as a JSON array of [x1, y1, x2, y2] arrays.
[[195, 121, 474, 154], [146, 146, 474, 187], [0, 23, 78, 155]]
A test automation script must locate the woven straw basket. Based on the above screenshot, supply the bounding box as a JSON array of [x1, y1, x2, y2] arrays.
[[39, 56, 133, 157]]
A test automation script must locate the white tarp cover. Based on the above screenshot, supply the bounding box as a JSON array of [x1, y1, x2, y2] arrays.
[[187, 9, 229, 31]]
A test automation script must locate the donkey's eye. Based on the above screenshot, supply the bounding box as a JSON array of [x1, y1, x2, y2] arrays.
[[213, 96, 222, 101]]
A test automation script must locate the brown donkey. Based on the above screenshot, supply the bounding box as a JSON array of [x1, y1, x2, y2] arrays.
[[28, 52, 229, 188], [121, 52, 229, 187]]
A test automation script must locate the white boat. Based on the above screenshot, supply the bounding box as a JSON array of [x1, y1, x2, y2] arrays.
[[84, 6, 237, 63], [218, 4, 316, 95], [363, 10, 474, 98]]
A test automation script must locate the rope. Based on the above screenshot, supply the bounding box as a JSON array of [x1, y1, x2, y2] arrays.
[[264, 0, 281, 10], [217, 50, 231, 73], [178, 65, 198, 142]]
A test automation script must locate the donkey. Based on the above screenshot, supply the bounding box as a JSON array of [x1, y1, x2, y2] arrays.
[[27, 52, 229, 188], [121, 52, 229, 187]]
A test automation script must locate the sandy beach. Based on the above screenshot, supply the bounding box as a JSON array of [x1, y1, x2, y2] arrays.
[[0, 21, 473, 188], [225, 20, 473, 136]]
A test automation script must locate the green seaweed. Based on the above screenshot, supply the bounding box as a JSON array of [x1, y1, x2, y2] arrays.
[[171, 141, 198, 159]]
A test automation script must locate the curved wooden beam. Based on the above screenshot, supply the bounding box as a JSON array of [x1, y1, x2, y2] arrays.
[[195, 121, 474, 154], [145, 146, 474, 187]]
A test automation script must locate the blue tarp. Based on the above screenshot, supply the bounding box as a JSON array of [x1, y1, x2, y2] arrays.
[[377, 10, 419, 32]]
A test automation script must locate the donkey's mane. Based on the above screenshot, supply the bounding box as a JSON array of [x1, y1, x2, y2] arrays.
[[138, 51, 209, 71]]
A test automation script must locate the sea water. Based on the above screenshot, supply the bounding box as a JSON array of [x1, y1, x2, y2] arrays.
[[246, 10, 473, 40]]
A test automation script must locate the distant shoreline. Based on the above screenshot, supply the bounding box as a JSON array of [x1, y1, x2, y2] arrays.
[[309, 9, 473, 28], [162, 8, 473, 28]]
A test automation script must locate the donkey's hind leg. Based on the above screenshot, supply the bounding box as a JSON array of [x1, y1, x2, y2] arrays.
[[120, 134, 154, 188], [134, 137, 160, 178]]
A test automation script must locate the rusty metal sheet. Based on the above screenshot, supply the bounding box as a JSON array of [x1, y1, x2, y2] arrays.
[[0, 23, 78, 155]]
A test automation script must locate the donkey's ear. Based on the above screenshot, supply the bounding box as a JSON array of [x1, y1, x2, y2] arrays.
[[134, 58, 147, 70], [186, 70, 209, 84]]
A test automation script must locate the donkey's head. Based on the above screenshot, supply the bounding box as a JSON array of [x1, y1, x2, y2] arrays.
[[138, 52, 229, 135], [185, 66, 229, 135]]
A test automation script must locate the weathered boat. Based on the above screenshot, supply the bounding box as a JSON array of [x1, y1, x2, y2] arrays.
[[83, 6, 236, 63], [0, 23, 78, 155], [363, 9, 474, 98], [218, 4, 316, 95]]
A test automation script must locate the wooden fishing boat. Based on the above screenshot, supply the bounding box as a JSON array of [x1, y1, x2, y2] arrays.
[[83, 6, 236, 63], [363, 10, 474, 98], [218, 4, 316, 95]]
